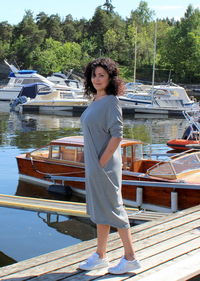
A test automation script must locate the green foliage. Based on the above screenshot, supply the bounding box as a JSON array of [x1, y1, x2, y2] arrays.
[[0, 1, 200, 83], [31, 38, 83, 75], [0, 42, 10, 61]]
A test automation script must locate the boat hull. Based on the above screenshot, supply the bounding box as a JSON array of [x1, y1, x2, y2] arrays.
[[167, 139, 200, 150], [16, 155, 200, 212]]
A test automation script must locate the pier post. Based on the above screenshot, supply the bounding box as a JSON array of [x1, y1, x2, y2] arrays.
[[136, 187, 143, 207], [171, 191, 178, 212]]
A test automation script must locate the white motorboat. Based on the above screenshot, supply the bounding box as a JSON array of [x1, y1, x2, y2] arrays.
[[0, 61, 84, 101], [120, 84, 199, 115], [47, 72, 84, 95], [10, 83, 89, 113]]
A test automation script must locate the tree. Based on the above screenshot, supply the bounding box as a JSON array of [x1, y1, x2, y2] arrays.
[[44, 14, 64, 41], [11, 10, 45, 67], [62, 15, 77, 42], [0, 21, 13, 42], [88, 6, 114, 53], [104, 29, 118, 59], [102, 0, 115, 13], [31, 38, 83, 75], [160, 5, 200, 82], [128, 1, 155, 26]]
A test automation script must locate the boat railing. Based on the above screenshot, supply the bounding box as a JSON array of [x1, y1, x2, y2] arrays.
[[47, 175, 200, 190]]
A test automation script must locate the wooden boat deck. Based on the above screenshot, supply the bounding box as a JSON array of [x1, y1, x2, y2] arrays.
[[0, 204, 200, 281], [0, 194, 166, 222]]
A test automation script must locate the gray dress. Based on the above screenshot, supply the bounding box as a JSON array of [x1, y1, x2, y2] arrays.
[[81, 95, 130, 228]]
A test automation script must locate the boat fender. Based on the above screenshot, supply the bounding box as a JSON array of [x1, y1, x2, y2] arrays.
[[48, 184, 72, 196]]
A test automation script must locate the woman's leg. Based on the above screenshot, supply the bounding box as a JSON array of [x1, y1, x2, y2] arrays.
[[118, 227, 136, 260], [96, 224, 110, 258]]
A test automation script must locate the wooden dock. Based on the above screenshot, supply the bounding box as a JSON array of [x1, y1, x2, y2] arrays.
[[0, 194, 167, 222], [0, 204, 199, 280]]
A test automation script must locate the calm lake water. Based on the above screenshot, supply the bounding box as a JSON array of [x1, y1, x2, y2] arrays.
[[0, 106, 188, 267]]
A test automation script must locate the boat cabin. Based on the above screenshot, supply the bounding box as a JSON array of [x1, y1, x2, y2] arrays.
[[25, 136, 144, 169]]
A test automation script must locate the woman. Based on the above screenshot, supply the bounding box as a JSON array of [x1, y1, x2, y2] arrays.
[[79, 57, 141, 275]]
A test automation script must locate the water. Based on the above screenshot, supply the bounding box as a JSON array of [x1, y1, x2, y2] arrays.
[[0, 108, 187, 267]]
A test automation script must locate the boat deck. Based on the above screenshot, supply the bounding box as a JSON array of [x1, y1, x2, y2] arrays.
[[0, 204, 199, 281]]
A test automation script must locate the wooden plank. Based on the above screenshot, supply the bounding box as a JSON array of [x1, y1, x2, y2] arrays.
[[134, 251, 200, 281], [35, 213, 200, 280], [128, 238, 200, 281], [1, 215, 199, 281], [0, 207, 198, 279], [0, 205, 199, 281]]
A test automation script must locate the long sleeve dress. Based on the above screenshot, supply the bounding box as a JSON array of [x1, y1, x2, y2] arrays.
[[81, 95, 130, 228]]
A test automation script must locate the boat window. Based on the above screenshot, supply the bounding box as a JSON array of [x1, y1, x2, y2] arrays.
[[51, 145, 60, 159], [148, 162, 175, 178], [126, 146, 133, 157], [154, 89, 169, 96], [172, 154, 200, 174], [31, 146, 49, 158], [148, 153, 200, 179], [21, 78, 43, 84], [60, 146, 84, 163], [134, 144, 143, 160], [15, 79, 23, 84]]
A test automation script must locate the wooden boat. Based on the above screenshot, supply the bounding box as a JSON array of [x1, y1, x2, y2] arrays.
[[16, 136, 200, 212]]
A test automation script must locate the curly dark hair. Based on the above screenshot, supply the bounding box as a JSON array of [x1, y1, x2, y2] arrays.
[[84, 57, 124, 97]]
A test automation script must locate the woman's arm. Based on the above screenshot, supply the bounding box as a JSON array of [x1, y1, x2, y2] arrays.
[[99, 136, 122, 167]]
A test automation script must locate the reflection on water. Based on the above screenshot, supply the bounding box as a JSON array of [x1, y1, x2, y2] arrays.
[[0, 251, 16, 268], [0, 109, 188, 267], [16, 180, 96, 241], [124, 117, 187, 143], [37, 213, 96, 241], [0, 111, 187, 148]]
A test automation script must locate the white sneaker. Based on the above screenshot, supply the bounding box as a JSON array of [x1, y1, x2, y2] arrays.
[[78, 252, 110, 271], [108, 256, 141, 275]]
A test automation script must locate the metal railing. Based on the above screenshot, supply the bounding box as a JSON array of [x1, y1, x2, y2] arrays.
[[47, 175, 200, 190]]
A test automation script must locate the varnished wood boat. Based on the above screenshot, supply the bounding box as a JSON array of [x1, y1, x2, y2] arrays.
[[16, 136, 200, 212]]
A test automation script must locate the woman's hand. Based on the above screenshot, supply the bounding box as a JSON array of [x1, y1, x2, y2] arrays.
[[99, 137, 122, 168]]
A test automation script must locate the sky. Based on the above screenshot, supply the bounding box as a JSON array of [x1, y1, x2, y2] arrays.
[[0, 0, 200, 25]]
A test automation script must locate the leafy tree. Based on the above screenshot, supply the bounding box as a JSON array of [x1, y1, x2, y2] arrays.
[[0, 42, 10, 61], [104, 29, 118, 59], [1, 2, 200, 83], [44, 14, 64, 41], [102, 0, 115, 13], [160, 5, 200, 82], [128, 1, 155, 26], [31, 38, 83, 75], [0, 21, 13, 42], [11, 10, 45, 67], [62, 14, 76, 42], [88, 6, 114, 53]]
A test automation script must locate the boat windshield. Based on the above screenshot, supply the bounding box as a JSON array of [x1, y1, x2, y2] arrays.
[[147, 152, 200, 179], [29, 144, 84, 163]]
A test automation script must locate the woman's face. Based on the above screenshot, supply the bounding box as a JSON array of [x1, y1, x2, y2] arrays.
[[91, 66, 110, 93]]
